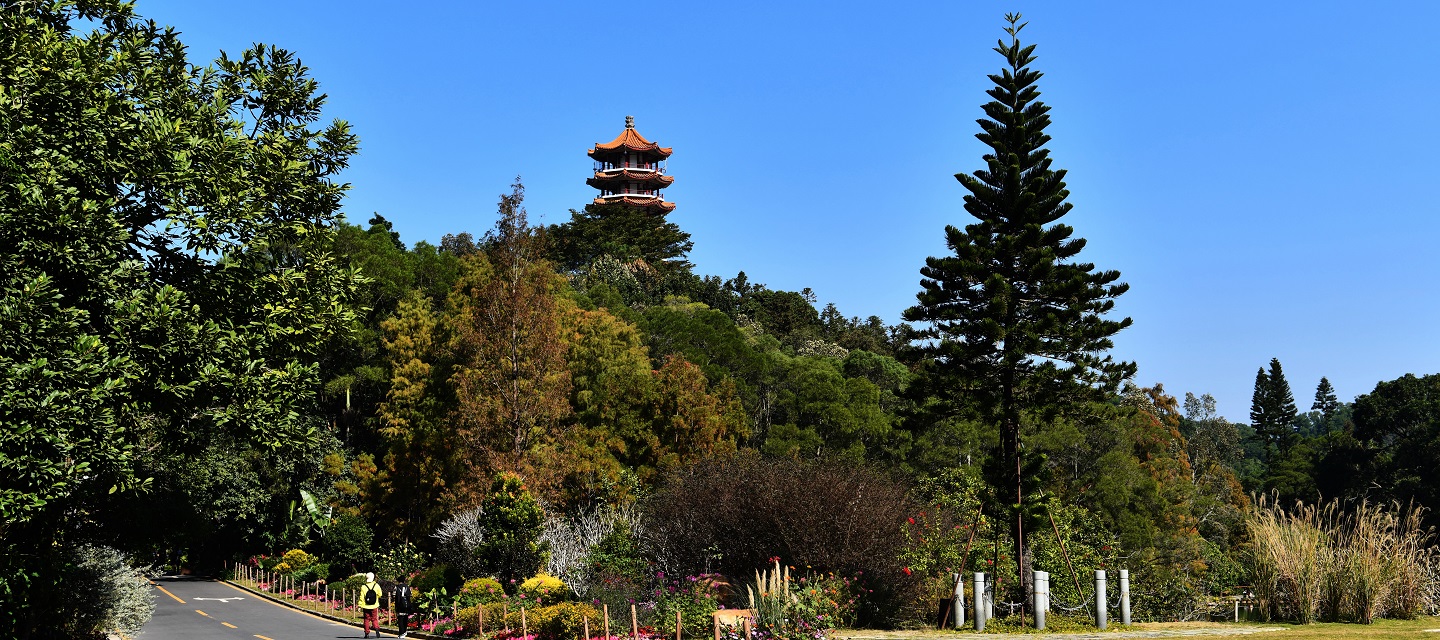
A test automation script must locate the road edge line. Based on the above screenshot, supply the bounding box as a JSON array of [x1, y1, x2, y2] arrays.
[[217, 578, 444, 639]]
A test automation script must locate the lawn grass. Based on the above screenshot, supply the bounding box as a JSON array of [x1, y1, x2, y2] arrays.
[[1138, 616, 1440, 638]]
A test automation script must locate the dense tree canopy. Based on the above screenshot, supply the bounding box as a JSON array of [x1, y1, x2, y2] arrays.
[[1, 0, 359, 633], [6, 5, 1439, 637]]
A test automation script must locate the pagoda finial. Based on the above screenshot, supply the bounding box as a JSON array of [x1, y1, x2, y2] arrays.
[[625, 115, 634, 129]]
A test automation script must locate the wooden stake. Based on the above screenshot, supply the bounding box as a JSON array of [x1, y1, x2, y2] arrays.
[[505, 602, 512, 632], [676, 610, 683, 640], [713, 613, 720, 640], [522, 606, 529, 638], [604, 604, 611, 639], [479, 604, 486, 635], [631, 604, 639, 640], [742, 617, 751, 640], [585, 616, 591, 640], [1049, 509, 1086, 616]]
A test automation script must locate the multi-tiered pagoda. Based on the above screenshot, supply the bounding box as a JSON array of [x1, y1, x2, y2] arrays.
[[586, 116, 675, 213]]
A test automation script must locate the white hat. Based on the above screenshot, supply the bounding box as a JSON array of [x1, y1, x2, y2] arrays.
[[366, 572, 375, 582]]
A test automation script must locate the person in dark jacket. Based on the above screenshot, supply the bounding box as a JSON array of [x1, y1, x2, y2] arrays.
[[394, 576, 415, 638]]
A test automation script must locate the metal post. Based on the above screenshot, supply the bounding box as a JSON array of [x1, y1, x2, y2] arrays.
[[973, 572, 986, 631], [952, 573, 965, 629], [1034, 571, 1048, 631], [1095, 570, 1107, 631], [1234, 597, 1239, 622], [1120, 569, 1131, 625]]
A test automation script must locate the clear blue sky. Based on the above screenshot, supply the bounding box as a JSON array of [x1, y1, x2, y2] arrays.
[[134, 0, 1440, 422]]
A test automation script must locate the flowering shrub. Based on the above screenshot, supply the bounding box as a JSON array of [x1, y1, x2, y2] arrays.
[[519, 573, 571, 604], [283, 549, 317, 572], [492, 601, 601, 640], [458, 576, 507, 608], [421, 615, 457, 635], [645, 572, 725, 636], [741, 561, 856, 640], [377, 541, 429, 581]]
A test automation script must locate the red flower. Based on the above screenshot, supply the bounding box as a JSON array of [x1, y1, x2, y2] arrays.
[[907, 517, 916, 525], [901, 567, 912, 575]]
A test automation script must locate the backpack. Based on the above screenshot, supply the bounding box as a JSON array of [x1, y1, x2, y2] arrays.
[[395, 585, 413, 611], [364, 583, 379, 606]]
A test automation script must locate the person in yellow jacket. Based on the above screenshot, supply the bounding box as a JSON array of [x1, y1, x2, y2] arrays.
[[360, 572, 383, 638]]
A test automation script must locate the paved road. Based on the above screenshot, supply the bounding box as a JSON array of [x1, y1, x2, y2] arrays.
[[141, 576, 373, 640]]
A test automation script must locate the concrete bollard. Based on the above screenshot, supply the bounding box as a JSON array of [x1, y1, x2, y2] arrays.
[[1033, 571, 1049, 631], [1120, 569, 1131, 625], [952, 573, 965, 629], [1095, 570, 1107, 631], [974, 572, 986, 631]]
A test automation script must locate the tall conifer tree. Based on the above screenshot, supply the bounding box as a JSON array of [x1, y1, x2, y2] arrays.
[[903, 14, 1134, 599], [1312, 376, 1339, 434], [1249, 358, 1298, 456]]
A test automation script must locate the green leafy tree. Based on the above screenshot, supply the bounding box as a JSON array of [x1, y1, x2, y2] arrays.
[[369, 290, 464, 542], [1350, 373, 1440, 528], [532, 303, 653, 506], [1, 2, 359, 633], [641, 355, 748, 476], [451, 182, 573, 483], [901, 14, 1134, 596], [760, 356, 891, 462], [476, 473, 549, 586], [549, 202, 694, 273]]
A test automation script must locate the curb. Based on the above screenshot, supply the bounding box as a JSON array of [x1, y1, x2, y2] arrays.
[[223, 578, 447, 640]]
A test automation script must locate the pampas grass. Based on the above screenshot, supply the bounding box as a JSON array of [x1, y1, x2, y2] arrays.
[[1248, 496, 1436, 624]]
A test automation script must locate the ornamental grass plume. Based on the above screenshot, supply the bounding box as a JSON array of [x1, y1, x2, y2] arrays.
[[1250, 496, 1437, 623], [1248, 495, 1324, 623]]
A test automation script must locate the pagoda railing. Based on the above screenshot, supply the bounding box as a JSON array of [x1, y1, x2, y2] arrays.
[[598, 192, 665, 200], [594, 162, 666, 172]]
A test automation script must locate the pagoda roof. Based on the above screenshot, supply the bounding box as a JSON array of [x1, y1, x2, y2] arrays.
[[593, 195, 676, 213], [588, 170, 675, 187], [588, 116, 673, 159]]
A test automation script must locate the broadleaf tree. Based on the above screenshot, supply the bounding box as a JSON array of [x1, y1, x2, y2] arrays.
[[902, 13, 1135, 602], [0, 1, 359, 633]]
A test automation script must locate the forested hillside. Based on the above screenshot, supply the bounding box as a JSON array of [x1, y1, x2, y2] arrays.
[[4, 3, 1440, 638]]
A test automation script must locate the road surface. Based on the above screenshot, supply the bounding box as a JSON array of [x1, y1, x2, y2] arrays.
[[141, 575, 375, 640]]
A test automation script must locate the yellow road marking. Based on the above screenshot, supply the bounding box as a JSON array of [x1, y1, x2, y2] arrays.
[[222, 622, 238, 629], [195, 609, 208, 617], [155, 584, 185, 603], [255, 636, 275, 640]]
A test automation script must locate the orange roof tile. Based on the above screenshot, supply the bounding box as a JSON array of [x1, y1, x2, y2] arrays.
[[588, 116, 673, 159], [592, 195, 676, 213], [587, 171, 675, 189]]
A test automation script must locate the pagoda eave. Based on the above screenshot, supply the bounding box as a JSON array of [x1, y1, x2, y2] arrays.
[[587, 174, 675, 189], [593, 196, 676, 213], [588, 144, 673, 160]]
